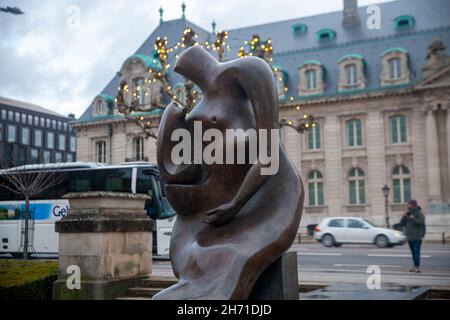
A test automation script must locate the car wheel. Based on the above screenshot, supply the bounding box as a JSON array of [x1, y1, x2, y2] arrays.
[[333, 243, 342, 247], [321, 234, 335, 247], [375, 235, 389, 248]]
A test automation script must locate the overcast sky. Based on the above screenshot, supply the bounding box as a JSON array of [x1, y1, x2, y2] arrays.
[[0, 0, 394, 117]]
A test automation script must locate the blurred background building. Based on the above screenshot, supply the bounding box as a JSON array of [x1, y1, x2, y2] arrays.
[[0, 97, 77, 166]]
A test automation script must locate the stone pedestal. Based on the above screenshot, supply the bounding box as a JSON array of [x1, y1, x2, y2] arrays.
[[249, 252, 299, 300], [52, 192, 153, 300]]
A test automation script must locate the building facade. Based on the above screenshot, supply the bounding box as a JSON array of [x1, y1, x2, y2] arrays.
[[73, 0, 450, 237], [0, 97, 77, 167]]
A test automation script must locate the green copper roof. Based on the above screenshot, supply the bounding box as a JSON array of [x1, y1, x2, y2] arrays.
[[380, 47, 409, 57], [98, 94, 115, 106], [338, 53, 364, 63], [299, 60, 322, 68], [126, 53, 163, 72]]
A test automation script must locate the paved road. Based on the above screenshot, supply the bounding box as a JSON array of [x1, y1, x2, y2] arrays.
[[152, 243, 450, 289]]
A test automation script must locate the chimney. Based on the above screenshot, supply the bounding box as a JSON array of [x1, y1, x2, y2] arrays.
[[343, 0, 360, 28]]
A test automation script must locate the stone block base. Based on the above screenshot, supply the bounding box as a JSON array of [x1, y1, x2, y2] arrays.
[[249, 251, 299, 300]]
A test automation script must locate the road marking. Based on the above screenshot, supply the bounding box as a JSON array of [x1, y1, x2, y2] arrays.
[[298, 252, 342, 256], [301, 268, 450, 277], [333, 264, 402, 268], [367, 254, 431, 258]]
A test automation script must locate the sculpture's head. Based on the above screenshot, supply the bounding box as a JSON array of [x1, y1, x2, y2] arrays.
[[156, 45, 279, 215]]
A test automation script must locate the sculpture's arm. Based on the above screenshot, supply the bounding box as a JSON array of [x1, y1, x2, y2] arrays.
[[203, 162, 269, 226]]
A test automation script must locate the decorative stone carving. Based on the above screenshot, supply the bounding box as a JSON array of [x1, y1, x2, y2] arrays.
[[422, 39, 450, 80]]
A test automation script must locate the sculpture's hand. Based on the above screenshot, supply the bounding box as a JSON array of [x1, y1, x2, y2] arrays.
[[203, 202, 238, 226]]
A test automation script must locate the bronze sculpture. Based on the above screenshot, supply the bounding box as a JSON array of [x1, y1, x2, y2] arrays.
[[154, 45, 304, 300]]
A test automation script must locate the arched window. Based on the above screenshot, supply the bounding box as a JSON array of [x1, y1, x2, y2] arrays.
[[390, 115, 407, 144], [347, 119, 363, 147], [305, 69, 317, 90], [133, 137, 144, 161], [308, 170, 324, 206], [134, 78, 145, 105], [307, 122, 321, 150], [345, 64, 358, 85], [380, 48, 410, 86], [298, 61, 325, 95], [393, 165, 411, 203], [388, 57, 402, 80], [96, 140, 106, 163], [349, 168, 365, 205], [174, 84, 186, 105]]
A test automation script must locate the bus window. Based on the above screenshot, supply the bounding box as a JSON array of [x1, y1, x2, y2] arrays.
[[68, 168, 132, 193], [137, 168, 175, 220], [152, 175, 176, 219]]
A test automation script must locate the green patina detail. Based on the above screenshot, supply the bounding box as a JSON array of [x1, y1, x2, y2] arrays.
[[299, 60, 322, 68], [316, 28, 336, 42], [292, 23, 307, 34], [273, 65, 288, 82], [126, 53, 162, 72], [380, 47, 409, 57], [98, 94, 115, 106], [294, 83, 413, 101], [338, 53, 364, 63], [73, 109, 162, 124], [394, 15, 415, 30]]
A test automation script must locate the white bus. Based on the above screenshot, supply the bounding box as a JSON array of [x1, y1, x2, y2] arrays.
[[0, 162, 176, 258]]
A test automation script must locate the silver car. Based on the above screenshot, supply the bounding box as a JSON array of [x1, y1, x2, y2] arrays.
[[313, 217, 406, 248]]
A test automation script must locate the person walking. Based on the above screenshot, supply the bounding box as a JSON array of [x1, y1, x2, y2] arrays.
[[398, 199, 426, 273]]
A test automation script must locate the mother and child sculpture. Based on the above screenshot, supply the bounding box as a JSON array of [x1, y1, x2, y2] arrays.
[[154, 45, 304, 300]]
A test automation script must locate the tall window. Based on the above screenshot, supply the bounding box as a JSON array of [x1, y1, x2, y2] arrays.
[[47, 132, 54, 149], [133, 137, 144, 161], [7, 125, 16, 143], [305, 70, 317, 90], [134, 78, 145, 105], [390, 115, 407, 144], [307, 170, 324, 206], [349, 168, 366, 205], [70, 136, 76, 152], [393, 165, 411, 203], [389, 57, 402, 80], [21, 127, 30, 145], [34, 129, 43, 147], [345, 64, 358, 85], [347, 119, 363, 147], [58, 134, 66, 151], [96, 140, 107, 163], [307, 123, 321, 150]]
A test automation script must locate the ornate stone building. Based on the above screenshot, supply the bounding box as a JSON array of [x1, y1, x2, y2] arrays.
[[72, 0, 450, 237]]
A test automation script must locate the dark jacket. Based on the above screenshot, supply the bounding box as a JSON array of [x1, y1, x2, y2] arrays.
[[398, 207, 426, 241]]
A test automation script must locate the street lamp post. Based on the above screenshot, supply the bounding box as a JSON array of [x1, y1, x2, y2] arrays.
[[382, 185, 391, 228]]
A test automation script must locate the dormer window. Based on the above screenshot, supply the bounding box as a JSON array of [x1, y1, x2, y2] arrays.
[[134, 78, 145, 105], [292, 23, 307, 36], [298, 61, 325, 96], [380, 48, 410, 87], [273, 66, 288, 99], [394, 15, 415, 30], [306, 70, 317, 90], [345, 64, 357, 85], [316, 29, 336, 43], [338, 54, 366, 92], [388, 57, 402, 80]]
